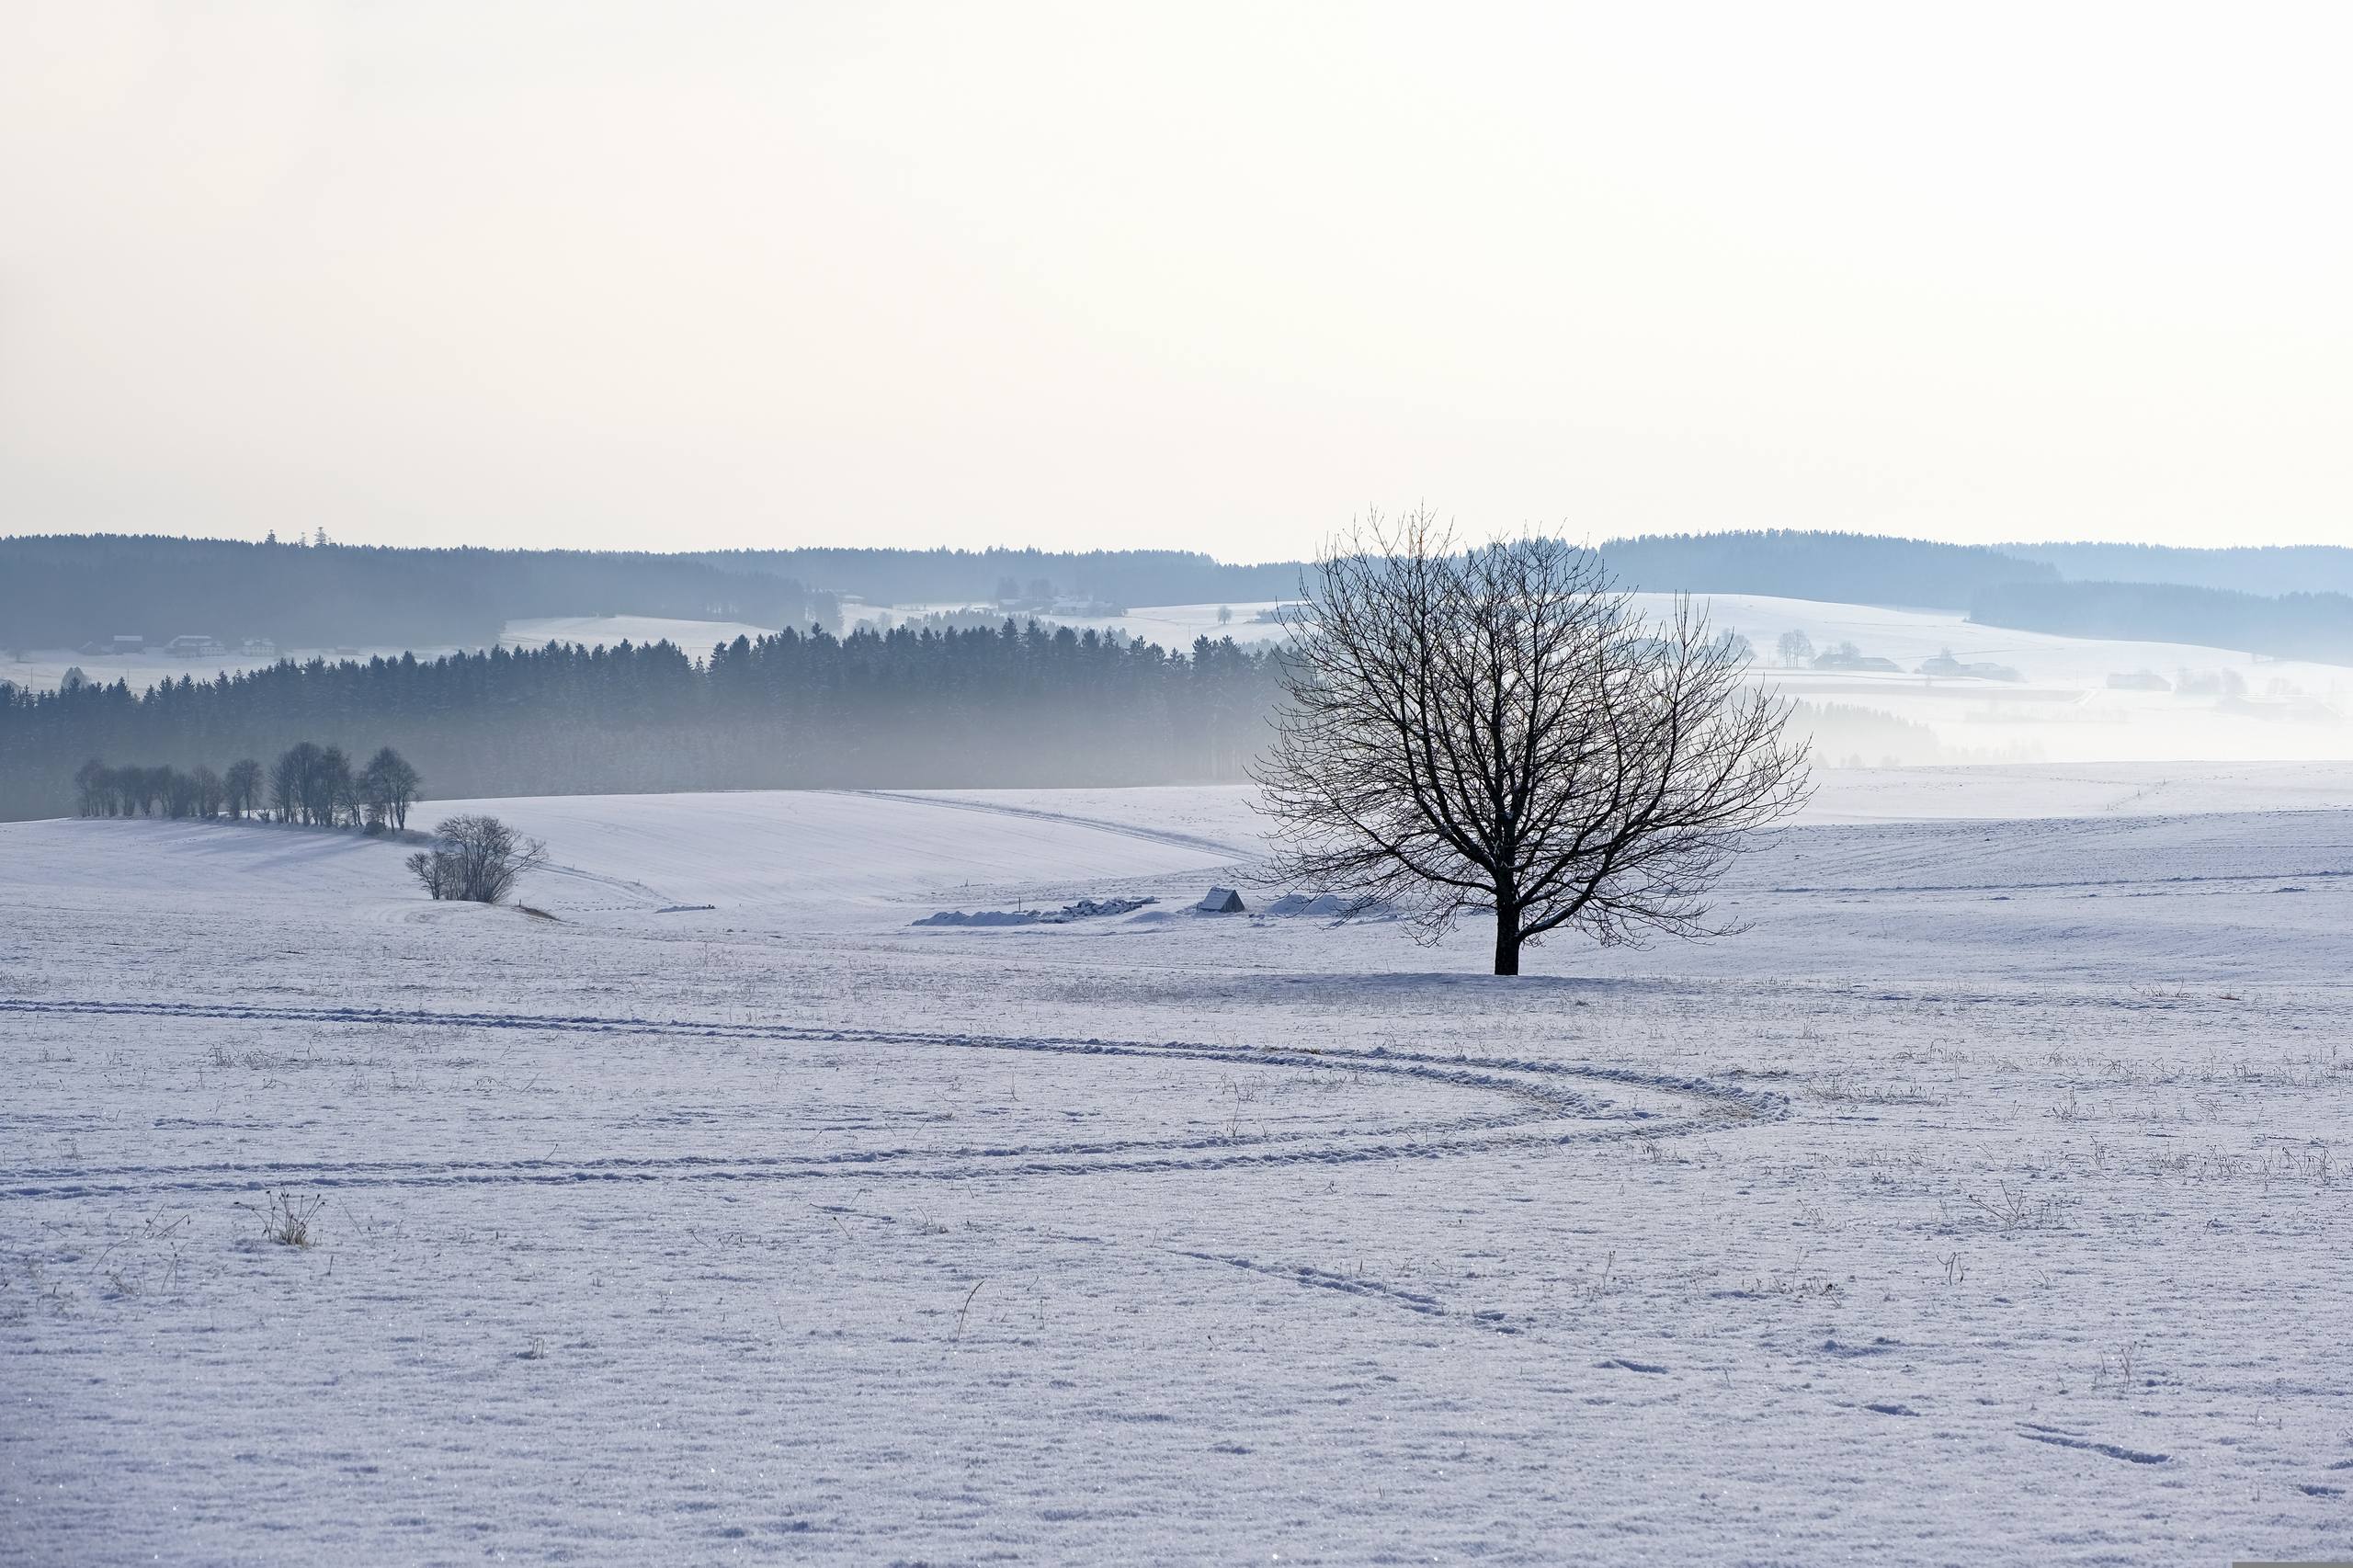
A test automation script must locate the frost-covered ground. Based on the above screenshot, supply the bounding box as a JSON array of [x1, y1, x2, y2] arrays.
[[5, 770, 2352, 1564]]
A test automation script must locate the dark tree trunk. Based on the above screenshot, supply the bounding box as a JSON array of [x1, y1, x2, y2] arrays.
[[1494, 910, 1521, 976]]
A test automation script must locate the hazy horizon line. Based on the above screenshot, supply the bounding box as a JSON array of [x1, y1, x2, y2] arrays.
[[5, 525, 2347, 565]]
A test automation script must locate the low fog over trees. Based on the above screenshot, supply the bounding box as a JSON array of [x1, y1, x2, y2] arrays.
[[3, 622, 1272, 820], [1259, 516, 1811, 976]]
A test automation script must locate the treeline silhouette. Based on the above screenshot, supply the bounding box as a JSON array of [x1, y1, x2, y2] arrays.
[[2, 622, 1279, 822], [1969, 581, 2353, 665], [698, 547, 1306, 609], [1996, 542, 2353, 598], [70, 744, 423, 830], [0, 535, 832, 650], [1597, 530, 2055, 609]]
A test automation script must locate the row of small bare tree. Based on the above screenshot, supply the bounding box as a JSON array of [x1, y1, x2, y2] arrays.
[[74, 744, 422, 834], [267, 743, 423, 831], [73, 758, 267, 821], [74, 738, 538, 907]]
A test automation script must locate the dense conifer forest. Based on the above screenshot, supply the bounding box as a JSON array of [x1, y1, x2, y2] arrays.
[[697, 548, 1306, 609], [1995, 541, 2353, 598], [1967, 580, 2353, 665], [0, 621, 1280, 821], [1594, 530, 2057, 608]]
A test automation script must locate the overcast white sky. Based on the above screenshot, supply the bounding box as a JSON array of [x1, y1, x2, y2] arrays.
[[3, 2, 2348, 560]]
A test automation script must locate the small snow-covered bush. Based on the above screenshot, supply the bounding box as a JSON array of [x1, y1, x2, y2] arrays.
[[406, 813, 548, 904]]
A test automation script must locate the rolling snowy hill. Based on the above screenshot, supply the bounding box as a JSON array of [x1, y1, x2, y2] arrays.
[[6, 782, 2352, 1564]]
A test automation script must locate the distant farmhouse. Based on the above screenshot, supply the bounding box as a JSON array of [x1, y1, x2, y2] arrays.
[[78, 634, 148, 656], [1810, 642, 1904, 674], [164, 635, 228, 658], [1917, 649, 2023, 681]]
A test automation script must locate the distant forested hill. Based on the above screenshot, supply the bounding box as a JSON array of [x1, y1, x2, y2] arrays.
[[1969, 580, 2353, 665], [699, 548, 1308, 608], [1995, 542, 2353, 598], [0, 536, 831, 650], [1596, 530, 2055, 609], [17, 530, 2346, 671]]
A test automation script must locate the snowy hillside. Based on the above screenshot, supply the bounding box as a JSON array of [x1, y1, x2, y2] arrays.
[[992, 591, 2353, 766], [6, 780, 2353, 1562]]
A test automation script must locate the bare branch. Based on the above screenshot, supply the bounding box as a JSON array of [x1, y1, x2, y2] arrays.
[[1253, 517, 1813, 973]]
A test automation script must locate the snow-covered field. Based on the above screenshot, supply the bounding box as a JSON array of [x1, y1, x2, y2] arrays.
[[6, 771, 2352, 1563]]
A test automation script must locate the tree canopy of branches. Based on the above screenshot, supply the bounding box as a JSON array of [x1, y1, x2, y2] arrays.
[[268, 741, 356, 826], [406, 814, 547, 904], [1257, 514, 1813, 976], [360, 747, 424, 831]]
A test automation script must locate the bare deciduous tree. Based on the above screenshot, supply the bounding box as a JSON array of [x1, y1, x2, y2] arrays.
[[223, 758, 263, 820], [1256, 511, 1812, 975], [359, 746, 423, 833], [406, 813, 548, 904], [190, 765, 225, 818], [270, 742, 317, 824]]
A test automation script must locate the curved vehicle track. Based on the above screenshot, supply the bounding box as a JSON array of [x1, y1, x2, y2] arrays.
[[0, 997, 1785, 1199]]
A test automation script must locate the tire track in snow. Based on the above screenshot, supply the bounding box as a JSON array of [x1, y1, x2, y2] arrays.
[[0, 997, 1783, 1199], [844, 790, 1256, 860], [1166, 1249, 1523, 1335]]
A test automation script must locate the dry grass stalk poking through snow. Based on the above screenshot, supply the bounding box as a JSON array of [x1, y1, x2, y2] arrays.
[[239, 1190, 324, 1248]]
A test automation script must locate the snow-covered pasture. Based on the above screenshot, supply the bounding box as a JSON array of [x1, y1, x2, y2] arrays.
[[4, 774, 2351, 1562]]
